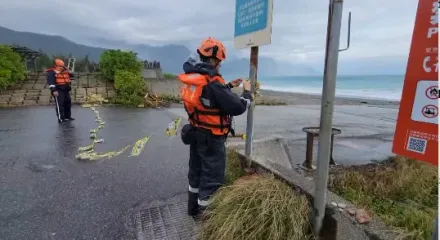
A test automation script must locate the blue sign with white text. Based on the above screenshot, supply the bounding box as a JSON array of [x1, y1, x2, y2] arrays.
[[234, 0, 269, 37]]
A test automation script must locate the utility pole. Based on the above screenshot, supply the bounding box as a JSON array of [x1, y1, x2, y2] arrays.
[[313, 0, 346, 235]]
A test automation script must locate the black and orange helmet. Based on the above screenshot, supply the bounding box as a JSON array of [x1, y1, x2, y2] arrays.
[[197, 37, 226, 62]]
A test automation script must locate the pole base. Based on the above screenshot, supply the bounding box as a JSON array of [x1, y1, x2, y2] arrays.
[[300, 161, 317, 171], [244, 167, 256, 174]]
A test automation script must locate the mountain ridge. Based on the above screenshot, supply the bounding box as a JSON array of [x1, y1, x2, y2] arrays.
[[0, 25, 318, 75]]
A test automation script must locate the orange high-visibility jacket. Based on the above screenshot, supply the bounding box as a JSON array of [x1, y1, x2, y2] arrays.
[[178, 73, 231, 136], [46, 68, 71, 85]]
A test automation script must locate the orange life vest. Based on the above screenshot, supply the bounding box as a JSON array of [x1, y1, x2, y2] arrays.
[[46, 68, 71, 85], [178, 73, 231, 136]]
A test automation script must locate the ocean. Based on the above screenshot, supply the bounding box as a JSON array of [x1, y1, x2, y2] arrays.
[[224, 75, 405, 101]]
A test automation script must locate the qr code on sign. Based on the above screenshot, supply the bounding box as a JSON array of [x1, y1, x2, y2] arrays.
[[407, 137, 427, 154]]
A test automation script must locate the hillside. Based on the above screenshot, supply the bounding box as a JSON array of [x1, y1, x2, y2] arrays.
[[0, 26, 318, 75]]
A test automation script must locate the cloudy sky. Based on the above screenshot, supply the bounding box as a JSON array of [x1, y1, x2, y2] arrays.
[[0, 0, 419, 74]]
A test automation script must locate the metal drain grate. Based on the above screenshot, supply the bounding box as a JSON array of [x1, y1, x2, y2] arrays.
[[135, 195, 199, 240]]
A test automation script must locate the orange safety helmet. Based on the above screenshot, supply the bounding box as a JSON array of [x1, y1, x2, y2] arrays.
[[197, 37, 226, 62], [54, 58, 65, 67]]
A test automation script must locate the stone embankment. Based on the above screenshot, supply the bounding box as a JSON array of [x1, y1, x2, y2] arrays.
[[0, 72, 116, 107]]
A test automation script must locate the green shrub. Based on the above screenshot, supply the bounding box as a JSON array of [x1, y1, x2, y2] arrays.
[[0, 45, 25, 90], [163, 72, 177, 79], [99, 50, 142, 81], [113, 70, 146, 106]]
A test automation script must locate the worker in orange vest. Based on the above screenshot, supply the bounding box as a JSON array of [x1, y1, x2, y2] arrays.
[[178, 37, 252, 217], [46, 59, 75, 123]]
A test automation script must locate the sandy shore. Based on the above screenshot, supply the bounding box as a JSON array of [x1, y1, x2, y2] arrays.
[[147, 78, 400, 107], [257, 89, 400, 107]]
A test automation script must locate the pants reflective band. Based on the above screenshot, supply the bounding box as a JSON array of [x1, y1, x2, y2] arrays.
[[198, 199, 210, 207], [188, 186, 199, 193]]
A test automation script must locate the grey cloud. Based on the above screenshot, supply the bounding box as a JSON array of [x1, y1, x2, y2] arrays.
[[0, 0, 419, 72]]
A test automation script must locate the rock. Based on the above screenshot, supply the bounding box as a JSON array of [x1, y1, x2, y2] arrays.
[[0, 102, 8, 107], [12, 93, 25, 98], [27, 89, 41, 94], [337, 203, 347, 209], [25, 95, 39, 100], [10, 97, 24, 103], [0, 95, 11, 101], [331, 202, 338, 207], [347, 208, 356, 216], [14, 90, 26, 94], [23, 84, 35, 90], [41, 89, 51, 95], [23, 100, 37, 106], [76, 88, 87, 95], [86, 88, 97, 94], [338, 208, 344, 212], [355, 209, 371, 224], [9, 101, 23, 106], [37, 100, 50, 105], [97, 87, 107, 94], [33, 84, 46, 90]]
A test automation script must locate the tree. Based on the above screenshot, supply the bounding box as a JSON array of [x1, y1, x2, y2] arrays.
[[0, 45, 25, 90], [113, 70, 146, 106], [99, 49, 142, 81], [35, 52, 52, 71]]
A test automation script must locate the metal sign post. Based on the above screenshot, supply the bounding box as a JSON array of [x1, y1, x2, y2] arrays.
[[234, 0, 274, 166], [245, 46, 258, 166], [313, 0, 347, 235]]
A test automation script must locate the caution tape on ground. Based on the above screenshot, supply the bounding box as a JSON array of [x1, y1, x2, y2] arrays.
[[130, 135, 151, 157], [165, 117, 182, 137]]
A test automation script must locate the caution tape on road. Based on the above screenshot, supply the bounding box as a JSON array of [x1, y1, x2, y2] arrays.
[[130, 135, 151, 157], [165, 117, 182, 137]]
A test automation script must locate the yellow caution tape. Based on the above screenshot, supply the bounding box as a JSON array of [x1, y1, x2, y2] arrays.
[[78, 143, 95, 152], [165, 117, 182, 137], [229, 133, 246, 140], [76, 145, 130, 161], [130, 135, 151, 157]]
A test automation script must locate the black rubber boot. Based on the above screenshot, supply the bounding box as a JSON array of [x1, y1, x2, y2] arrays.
[[193, 205, 209, 222], [188, 191, 198, 216]]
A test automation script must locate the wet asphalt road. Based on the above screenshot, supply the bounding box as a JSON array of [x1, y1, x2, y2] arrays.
[[0, 106, 189, 240]]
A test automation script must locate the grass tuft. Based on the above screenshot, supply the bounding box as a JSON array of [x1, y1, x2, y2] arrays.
[[225, 149, 246, 185], [255, 97, 287, 106], [200, 174, 312, 240], [329, 156, 438, 240]]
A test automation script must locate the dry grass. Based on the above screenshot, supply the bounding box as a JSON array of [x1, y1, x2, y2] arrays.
[[225, 149, 246, 185], [200, 174, 312, 240], [255, 97, 287, 106], [329, 156, 438, 240]]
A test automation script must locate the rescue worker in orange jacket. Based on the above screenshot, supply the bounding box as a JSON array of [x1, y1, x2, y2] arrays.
[[178, 37, 252, 217], [46, 59, 75, 123]]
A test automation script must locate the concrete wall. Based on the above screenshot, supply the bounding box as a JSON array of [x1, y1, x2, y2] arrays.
[[145, 78, 181, 96], [142, 68, 164, 79]]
